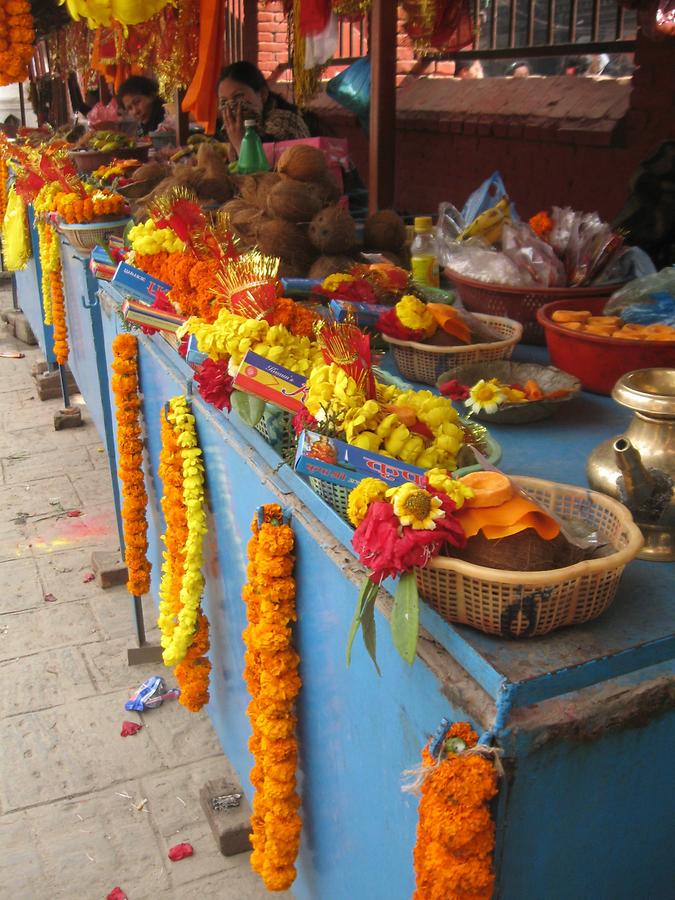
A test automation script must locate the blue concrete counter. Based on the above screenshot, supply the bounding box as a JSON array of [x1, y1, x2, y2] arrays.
[[88, 271, 675, 900]]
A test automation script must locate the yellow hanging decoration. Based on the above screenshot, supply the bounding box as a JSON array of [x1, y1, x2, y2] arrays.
[[1, 186, 31, 272], [59, 0, 174, 29]]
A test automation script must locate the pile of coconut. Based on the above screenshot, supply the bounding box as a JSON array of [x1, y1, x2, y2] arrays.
[[129, 142, 237, 209], [222, 144, 408, 278]]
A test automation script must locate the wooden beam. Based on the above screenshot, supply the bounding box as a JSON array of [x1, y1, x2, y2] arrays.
[[368, 0, 397, 214], [242, 0, 259, 66], [175, 88, 190, 144]]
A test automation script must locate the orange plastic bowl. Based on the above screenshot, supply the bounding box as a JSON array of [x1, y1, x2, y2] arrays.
[[537, 296, 675, 395]]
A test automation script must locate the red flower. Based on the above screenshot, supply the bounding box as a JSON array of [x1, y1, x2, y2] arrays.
[[316, 279, 378, 304], [194, 358, 234, 412], [292, 406, 319, 437], [168, 842, 194, 861], [352, 494, 466, 584], [120, 720, 142, 737], [439, 378, 470, 401], [376, 307, 426, 342]]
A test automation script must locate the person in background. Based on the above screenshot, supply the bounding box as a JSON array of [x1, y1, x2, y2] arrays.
[[217, 61, 310, 157], [117, 76, 166, 135], [454, 60, 484, 79], [505, 60, 531, 78]]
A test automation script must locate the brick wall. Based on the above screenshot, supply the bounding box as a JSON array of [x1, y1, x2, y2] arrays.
[[255, 7, 674, 222]]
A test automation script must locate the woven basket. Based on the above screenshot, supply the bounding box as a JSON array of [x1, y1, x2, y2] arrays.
[[416, 476, 643, 638], [58, 219, 130, 253], [68, 146, 149, 175], [383, 314, 522, 386], [447, 271, 621, 345], [254, 406, 297, 464]]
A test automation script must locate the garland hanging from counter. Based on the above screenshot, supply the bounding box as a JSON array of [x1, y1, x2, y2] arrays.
[[157, 396, 211, 710], [0, 0, 35, 87], [404, 721, 499, 900], [242, 504, 302, 892], [110, 334, 152, 596], [35, 220, 69, 363]]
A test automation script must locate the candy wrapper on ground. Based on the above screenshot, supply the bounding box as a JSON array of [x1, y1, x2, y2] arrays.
[[125, 676, 180, 712]]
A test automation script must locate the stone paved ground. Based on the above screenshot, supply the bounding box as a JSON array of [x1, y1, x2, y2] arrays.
[[0, 284, 285, 900]]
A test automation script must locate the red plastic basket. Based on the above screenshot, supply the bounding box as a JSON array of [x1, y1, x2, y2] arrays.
[[537, 296, 675, 395], [446, 270, 621, 345]]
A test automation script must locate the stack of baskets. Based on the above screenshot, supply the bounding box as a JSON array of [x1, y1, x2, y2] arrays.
[[447, 272, 620, 345], [383, 313, 522, 386]]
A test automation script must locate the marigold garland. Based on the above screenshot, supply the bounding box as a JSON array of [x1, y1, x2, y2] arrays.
[[110, 334, 152, 596], [242, 504, 302, 892], [0, 155, 8, 223], [0, 0, 35, 87], [35, 218, 69, 361], [157, 395, 208, 670], [156, 398, 211, 709], [410, 723, 498, 900]]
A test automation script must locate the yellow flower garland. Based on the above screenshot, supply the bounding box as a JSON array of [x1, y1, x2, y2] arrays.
[[157, 395, 208, 668], [242, 505, 302, 892], [157, 400, 211, 709], [110, 334, 152, 596]]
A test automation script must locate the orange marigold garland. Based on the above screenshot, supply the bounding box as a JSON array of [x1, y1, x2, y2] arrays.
[[0, 0, 35, 87], [110, 334, 152, 595], [405, 722, 500, 900], [242, 504, 302, 892], [156, 399, 211, 712], [50, 264, 69, 365]]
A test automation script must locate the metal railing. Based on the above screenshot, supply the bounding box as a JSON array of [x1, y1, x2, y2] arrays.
[[440, 0, 638, 59], [224, 0, 246, 63]]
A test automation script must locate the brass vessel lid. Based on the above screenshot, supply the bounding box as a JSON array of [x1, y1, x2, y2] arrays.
[[612, 368, 675, 419]]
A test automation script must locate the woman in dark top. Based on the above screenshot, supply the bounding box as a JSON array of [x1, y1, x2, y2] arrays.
[[217, 61, 310, 157], [117, 76, 166, 136]]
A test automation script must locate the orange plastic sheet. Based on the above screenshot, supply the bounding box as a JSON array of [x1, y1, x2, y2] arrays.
[[181, 0, 225, 134], [456, 496, 560, 541], [427, 303, 471, 344]]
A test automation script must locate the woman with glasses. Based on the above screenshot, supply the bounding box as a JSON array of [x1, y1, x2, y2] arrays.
[[217, 61, 310, 157]]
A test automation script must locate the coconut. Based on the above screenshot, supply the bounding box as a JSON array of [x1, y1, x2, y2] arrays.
[[196, 142, 231, 181], [266, 179, 325, 223], [453, 530, 586, 573], [238, 174, 262, 206], [277, 144, 327, 183], [254, 172, 282, 207], [364, 210, 407, 252], [222, 201, 264, 239], [316, 172, 342, 205], [308, 255, 358, 280], [194, 175, 234, 204], [131, 161, 170, 185], [257, 219, 315, 271], [308, 205, 358, 255], [278, 259, 310, 279]]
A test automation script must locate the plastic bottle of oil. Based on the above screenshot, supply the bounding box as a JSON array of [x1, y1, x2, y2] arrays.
[[410, 216, 440, 288]]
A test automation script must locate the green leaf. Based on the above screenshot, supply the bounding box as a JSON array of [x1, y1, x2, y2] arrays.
[[360, 584, 381, 677], [231, 391, 266, 427], [391, 573, 420, 666], [346, 578, 371, 666], [346, 579, 381, 676]]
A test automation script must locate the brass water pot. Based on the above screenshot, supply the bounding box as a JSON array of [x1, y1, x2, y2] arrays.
[[586, 368, 675, 561]]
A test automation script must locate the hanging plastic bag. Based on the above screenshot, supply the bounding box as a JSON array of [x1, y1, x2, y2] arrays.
[[326, 56, 371, 132], [461, 171, 517, 226], [2, 186, 31, 271]]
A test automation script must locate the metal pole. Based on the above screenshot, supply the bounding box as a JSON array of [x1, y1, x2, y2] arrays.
[[18, 82, 26, 127], [368, 0, 397, 214], [58, 362, 70, 407]]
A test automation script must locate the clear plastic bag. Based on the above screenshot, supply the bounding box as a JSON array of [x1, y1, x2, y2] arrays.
[[605, 268, 675, 315], [442, 240, 532, 286], [501, 222, 565, 286]]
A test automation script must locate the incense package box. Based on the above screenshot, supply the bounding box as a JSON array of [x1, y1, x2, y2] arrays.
[[122, 298, 185, 333], [294, 429, 428, 489], [111, 261, 172, 305], [233, 351, 307, 413]]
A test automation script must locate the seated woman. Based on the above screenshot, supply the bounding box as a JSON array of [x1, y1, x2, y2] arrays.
[[117, 76, 167, 136], [217, 61, 310, 157]]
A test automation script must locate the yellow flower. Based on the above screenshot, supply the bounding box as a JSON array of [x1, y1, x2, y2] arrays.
[[322, 273, 355, 292], [465, 379, 507, 415], [347, 478, 388, 527], [395, 295, 437, 338], [387, 482, 445, 530], [426, 468, 474, 509]]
